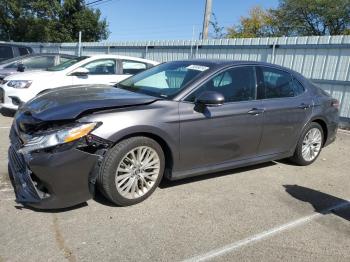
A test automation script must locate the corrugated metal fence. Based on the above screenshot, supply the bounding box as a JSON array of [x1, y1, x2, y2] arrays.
[[9, 35, 350, 119]]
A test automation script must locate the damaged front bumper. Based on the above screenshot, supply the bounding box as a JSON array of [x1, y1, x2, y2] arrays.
[[8, 127, 104, 209]]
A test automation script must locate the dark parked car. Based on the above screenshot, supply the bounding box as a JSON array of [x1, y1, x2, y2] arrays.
[[8, 60, 339, 209], [0, 43, 33, 63], [0, 53, 77, 81]]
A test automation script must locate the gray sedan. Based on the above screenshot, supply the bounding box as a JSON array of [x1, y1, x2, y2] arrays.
[[9, 60, 339, 209]]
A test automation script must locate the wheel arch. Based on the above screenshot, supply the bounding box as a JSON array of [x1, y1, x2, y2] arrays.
[[310, 117, 328, 146], [113, 132, 175, 175]]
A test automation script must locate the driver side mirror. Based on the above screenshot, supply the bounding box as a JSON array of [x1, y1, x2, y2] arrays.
[[69, 67, 89, 76], [195, 91, 225, 107], [17, 63, 25, 72]]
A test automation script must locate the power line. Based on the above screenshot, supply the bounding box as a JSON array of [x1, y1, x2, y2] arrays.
[[86, 0, 105, 6], [86, 0, 114, 7]]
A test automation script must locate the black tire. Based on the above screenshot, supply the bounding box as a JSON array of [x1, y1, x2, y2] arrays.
[[290, 122, 324, 166], [97, 136, 165, 206]]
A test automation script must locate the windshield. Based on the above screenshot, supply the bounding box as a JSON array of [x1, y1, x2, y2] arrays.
[[47, 56, 89, 71], [117, 61, 211, 99]]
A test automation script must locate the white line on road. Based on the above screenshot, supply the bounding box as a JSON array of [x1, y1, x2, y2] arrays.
[[338, 129, 350, 135], [0, 126, 10, 129], [182, 200, 350, 262], [0, 188, 12, 192]]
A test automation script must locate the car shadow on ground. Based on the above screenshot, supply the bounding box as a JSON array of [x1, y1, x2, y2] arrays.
[[283, 185, 350, 222], [93, 162, 277, 207], [14, 202, 88, 213], [159, 161, 276, 189]]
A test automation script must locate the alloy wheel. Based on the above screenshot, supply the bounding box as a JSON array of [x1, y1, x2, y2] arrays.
[[115, 146, 160, 199], [301, 128, 322, 162]]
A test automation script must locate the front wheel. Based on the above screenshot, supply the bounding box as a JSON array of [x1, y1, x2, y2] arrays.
[[97, 136, 165, 206], [290, 122, 324, 166]]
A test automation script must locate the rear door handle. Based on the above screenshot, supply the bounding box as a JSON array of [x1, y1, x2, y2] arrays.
[[247, 108, 265, 115], [298, 103, 311, 109]]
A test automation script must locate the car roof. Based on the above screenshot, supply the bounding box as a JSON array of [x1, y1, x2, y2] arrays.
[[0, 53, 78, 65], [85, 54, 159, 65], [171, 59, 300, 75], [0, 42, 33, 49]]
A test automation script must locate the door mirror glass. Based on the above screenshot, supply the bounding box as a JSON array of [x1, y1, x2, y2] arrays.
[[70, 67, 89, 76], [195, 91, 225, 106]]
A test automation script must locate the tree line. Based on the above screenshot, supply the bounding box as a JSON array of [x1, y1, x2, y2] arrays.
[[0, 0, 109, 42], [212, 0, 350, 38], [1, 0, 349, 42]]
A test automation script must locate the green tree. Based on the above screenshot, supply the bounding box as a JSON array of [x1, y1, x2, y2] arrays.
[[226, 6, 280, 38], [272, 0, 350, 36], [0, 0, 109, 42], [226, 0, 350, 38], [209, 13, 225, 39]]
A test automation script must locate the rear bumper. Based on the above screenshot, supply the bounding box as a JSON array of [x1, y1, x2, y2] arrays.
[[324, 122, 338, 147], [8, 136, 99, 209]]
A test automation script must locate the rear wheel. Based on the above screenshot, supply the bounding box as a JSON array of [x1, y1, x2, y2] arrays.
[[290, 122, 324, 166], [97, 136, 164, 206]]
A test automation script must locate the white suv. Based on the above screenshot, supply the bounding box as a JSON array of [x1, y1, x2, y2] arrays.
[[0, 55, 159, 111]]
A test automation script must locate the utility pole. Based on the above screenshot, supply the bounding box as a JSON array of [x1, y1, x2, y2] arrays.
[[78, 31, 82, 57], [201, 0, 212, 40]]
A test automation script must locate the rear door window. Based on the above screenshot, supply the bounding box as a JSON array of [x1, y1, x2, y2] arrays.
[[83, 59, 117, 75], [258, 67, 296, 99], [0, 46, 13, 61]]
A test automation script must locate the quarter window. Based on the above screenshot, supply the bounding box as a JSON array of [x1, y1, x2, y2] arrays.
[[19, 47, 30, 56], [59, 56, 73, 64], [292, 78, 305, 96], [122, 60, 147, 75], [83, 59, 116, 75], [186, 66, 256, 102]]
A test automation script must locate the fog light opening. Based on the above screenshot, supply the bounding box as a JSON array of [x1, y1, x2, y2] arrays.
[[10, 96, 22, 106], [30, 173, 51, 199]]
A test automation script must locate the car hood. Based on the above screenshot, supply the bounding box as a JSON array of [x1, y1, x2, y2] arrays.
[[0, 68, 17, 78], [17, 85, 158, 122], [4, 70, 58, 80]]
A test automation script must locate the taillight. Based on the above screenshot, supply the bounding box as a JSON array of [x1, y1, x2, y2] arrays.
[[331, 99, 340, 110]]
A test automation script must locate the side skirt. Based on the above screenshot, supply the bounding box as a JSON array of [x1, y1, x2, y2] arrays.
[[169, 151, 293, 181]]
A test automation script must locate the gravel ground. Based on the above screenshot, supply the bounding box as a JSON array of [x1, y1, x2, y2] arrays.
[[0, 115, 349, 262]]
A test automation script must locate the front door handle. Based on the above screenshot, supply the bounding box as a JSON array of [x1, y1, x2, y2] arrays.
[[298, 103, 311, 109], [247, 108, 265, 115]]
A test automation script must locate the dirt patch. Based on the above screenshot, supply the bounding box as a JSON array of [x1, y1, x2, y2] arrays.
[[52, 214, 77, 262]]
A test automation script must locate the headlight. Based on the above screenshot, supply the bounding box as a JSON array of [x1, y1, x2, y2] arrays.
[[8, 80, 32, 89], [18, 123, 98, 154]]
